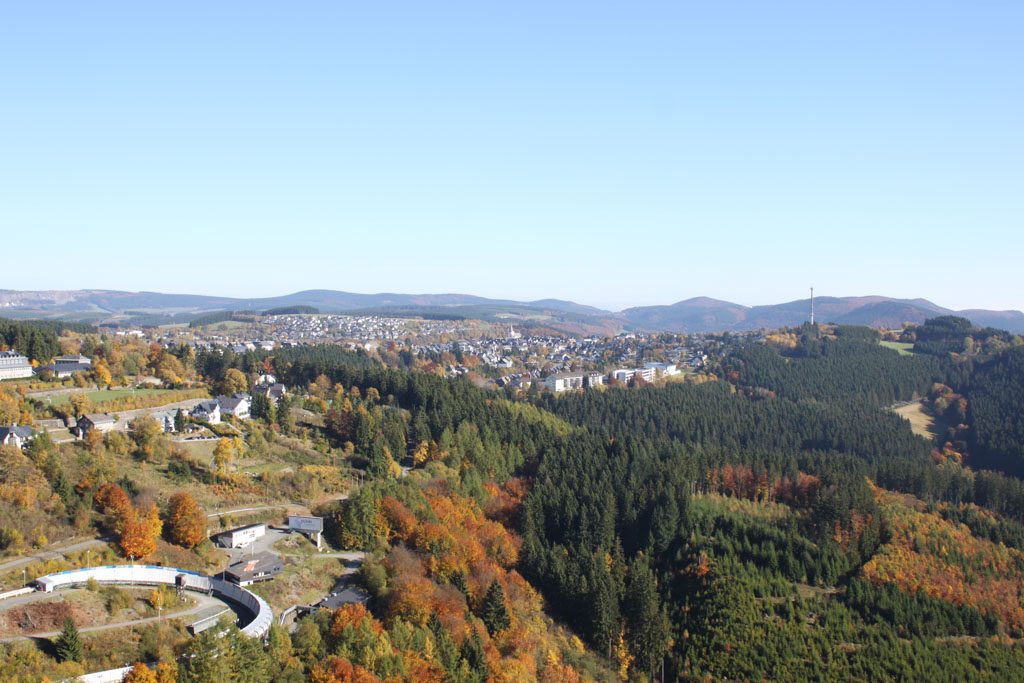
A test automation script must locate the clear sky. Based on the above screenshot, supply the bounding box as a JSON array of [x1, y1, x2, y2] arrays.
[[2, 2, 1021, 312]]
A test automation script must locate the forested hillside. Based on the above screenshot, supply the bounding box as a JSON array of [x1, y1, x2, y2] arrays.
[[516, 329, 1024, 679], [0, 318, 95, 362], [724, 326, 943, 406], [967, 347, 1024, 476], [9, 326, 1024, 682]]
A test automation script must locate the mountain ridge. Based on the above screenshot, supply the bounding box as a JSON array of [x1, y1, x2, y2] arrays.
[[1, 289, 1022, 333]]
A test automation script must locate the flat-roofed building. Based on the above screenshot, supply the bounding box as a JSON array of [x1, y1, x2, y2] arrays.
[[214, 523, 266, 549], [224, 552, 283, 586], [544, 372, 585, 393]]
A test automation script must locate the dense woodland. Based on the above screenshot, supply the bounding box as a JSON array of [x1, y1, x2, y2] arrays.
[[0, 318, 96, 362], [208, 330, 1024, 681], [966, 347, 1024, 476], [4, 319, 1024, 681], [724, 327, 943, 406]]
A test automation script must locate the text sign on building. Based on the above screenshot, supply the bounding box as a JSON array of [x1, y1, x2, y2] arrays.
[[288, 516, 324, 533]]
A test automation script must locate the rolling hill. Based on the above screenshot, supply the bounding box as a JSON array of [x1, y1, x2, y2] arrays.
[[1, 289, 1021, 333]]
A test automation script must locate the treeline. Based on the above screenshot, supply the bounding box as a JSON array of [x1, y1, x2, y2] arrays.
[[725, 333, 943, 406], [188, 311, 260, 328], [262, 305, 318, 315], [0, 321, 66, 362], [911, 315, 1015, 357]]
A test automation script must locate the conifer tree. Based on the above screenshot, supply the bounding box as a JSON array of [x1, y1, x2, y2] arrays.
[[459, 629, 488, 683], [480, 579, 511, 635], [55, 616, 82, 662]]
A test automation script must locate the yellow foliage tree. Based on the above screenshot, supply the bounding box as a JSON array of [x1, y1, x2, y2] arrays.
[[122, 663, 157, 683], [213, 438, 235, 478]]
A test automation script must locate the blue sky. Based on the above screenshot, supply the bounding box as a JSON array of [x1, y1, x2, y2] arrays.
[[2, 2, 1021, 311]]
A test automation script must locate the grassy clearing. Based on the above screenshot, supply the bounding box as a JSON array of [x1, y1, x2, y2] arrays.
[[894, 401, 943, 441], [692, 492, 793, 522], [178, 439, 218, 460], [880, 341, 915, 356], [249, 556, 348, 612], [47, 388, 173, 406]]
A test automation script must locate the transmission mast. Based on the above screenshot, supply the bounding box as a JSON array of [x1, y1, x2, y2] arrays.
[[810, 287, 815, 325]]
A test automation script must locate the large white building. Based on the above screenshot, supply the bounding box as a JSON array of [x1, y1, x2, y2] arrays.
[[644, 362, 680, 377], [0, 351, 33, 380], [214, 523, 266, 549], [611, 367, 657, 384], [544, 372, 585, 392]]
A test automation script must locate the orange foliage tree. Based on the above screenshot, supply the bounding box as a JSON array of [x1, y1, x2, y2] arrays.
[[310, 656, 380, 683], [119, 502, 162, 559], [94, 482, 131, 515], [165, 491, 206, 548]]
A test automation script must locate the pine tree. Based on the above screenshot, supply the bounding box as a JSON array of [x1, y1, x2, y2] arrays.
[[623, 556, 670, 678], [480, 579, 511, 635], [459, 629, 488, 683], [174, 408, 186, 432], [367, 439, 397, 480], [55, 616, 82, 662], [428, 613, 460, 676]]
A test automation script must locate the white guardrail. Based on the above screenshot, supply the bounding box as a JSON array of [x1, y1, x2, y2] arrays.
[[30, 564, 273, 638], [0, 587, 34, 601], [73, 665, 136, 683]]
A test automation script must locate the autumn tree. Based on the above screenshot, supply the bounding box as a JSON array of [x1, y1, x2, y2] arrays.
[[120, 502, 162, 559], [93, 361, 113, 388], [131, 415, 166, 462], [94, 482, 132, 521], [411, 440, 430, 467], [154, 661, 178, 683], [213, 438, 236, 478], [0, 390, 19, 425], [123, 663, 157, 683], [68, 393, 92, 418], [218, 368, 249, 396], [166, 491, 206, 548]]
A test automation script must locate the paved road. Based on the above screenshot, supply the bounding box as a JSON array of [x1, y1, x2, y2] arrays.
[[0, 591, 226, 642], [206, 492, 350, 521], [0, 538, 112, 576]]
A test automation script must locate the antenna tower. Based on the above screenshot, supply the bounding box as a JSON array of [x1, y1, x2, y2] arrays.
[[810, 287, 815, 325]]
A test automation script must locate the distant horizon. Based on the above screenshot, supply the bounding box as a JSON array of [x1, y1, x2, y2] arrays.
[[3, 4, 1022, 314], [2, 285, 1021, 315]]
